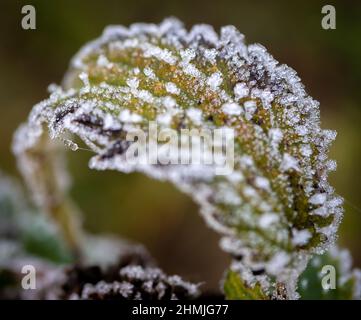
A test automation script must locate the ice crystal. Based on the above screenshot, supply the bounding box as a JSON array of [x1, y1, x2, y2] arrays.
[[55, 253, 198, 300], [13, 18, 342, 298], [0, 233, 199, 300], [69, 264, 200, 300]]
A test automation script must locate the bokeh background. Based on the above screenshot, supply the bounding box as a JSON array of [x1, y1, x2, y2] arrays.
[[0, 0, 360, 291]]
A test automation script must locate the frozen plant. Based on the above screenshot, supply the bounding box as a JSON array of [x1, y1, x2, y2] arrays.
[[11, 18, 359, 299], [0, 171, 199, 300]]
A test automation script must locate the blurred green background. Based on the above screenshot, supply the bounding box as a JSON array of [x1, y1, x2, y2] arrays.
[[0, 0, 360, 290]]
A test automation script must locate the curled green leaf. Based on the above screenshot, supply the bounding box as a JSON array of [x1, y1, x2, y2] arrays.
[[13, 18, 342, 298], [224, 269, 269, 300]]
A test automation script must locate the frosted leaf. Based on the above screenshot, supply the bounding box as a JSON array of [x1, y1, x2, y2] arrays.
[[70, 265, 200, 300], [13, 18, 343, 299], [62, 261, 200, 300], [0, 233, 199, 300]]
